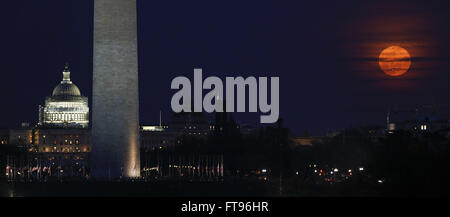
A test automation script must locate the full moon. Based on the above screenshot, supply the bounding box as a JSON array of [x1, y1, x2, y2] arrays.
[[379, 46, 411, 76]]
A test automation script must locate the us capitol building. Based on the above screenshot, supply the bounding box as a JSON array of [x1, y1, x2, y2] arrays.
[[31, 64, 92, 155], [38, 64, 89, 128]]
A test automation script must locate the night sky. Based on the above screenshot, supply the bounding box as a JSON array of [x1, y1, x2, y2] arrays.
[[2, 0, 450, 135]]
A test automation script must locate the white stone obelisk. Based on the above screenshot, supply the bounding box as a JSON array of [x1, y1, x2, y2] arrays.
[[92, 0, 140, 179]]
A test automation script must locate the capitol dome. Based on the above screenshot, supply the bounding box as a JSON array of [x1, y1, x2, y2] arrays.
[[51, 65, 82, 98], [52, 83, 81, 97]]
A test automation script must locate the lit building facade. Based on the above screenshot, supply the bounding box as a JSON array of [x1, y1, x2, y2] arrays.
[[32, 128, 91, 153], [39, 64, 89, 128], [9, 129, 33, 148], [140, 125, 174, 150]]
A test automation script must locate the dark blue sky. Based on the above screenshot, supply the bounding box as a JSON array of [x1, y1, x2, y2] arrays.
[[2, 0, 450, 135]]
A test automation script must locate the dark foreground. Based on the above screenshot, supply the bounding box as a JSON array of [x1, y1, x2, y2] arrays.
[[0, 179, 391, 197], [1, 180, 267, 197]]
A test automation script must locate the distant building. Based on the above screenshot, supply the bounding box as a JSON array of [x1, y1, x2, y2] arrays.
[[38, 64, 89, 129], [169, 111, 210, 138], [140, 125, 174, 150], [32, 128, 91, 153], [388, 118, 450, 134], [141, 111, 211, 150], [7, 123, 33, 148], [386, 105, 450, 135]]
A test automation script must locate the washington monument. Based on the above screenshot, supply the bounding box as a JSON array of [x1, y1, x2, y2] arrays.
[[92, 0, 140, 178]]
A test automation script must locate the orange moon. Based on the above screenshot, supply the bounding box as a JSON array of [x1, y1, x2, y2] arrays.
[[379, 46, 411, 76]]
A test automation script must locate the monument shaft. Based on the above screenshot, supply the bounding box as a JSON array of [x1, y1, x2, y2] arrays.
[[92, 0, 140, 178]]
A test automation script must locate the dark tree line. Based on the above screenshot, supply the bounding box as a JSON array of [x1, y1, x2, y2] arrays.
[[368, 130, 450, 196]]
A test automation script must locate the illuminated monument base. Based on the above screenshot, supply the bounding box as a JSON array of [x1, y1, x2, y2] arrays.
[[92, 0, 141, 179]]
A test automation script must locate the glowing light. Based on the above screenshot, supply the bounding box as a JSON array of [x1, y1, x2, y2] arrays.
[[141, 126, 165, 131], [125, 132, 141, 178]]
